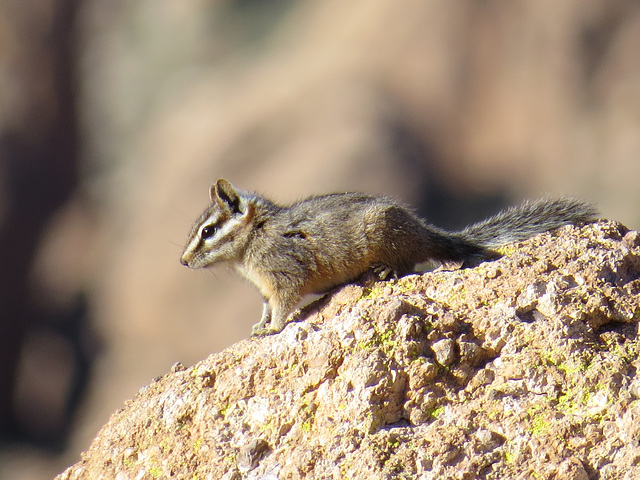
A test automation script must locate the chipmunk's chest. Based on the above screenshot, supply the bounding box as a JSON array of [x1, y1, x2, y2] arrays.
[[234, 263, 277, 300]]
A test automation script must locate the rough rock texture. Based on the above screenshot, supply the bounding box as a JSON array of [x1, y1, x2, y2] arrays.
[[56, 221, 640, 480]]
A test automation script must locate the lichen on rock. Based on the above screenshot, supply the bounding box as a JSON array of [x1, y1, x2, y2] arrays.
[[57, 221, 640, 480]]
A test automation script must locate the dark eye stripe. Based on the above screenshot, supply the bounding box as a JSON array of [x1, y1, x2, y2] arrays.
[[201, 224, 217, 239]]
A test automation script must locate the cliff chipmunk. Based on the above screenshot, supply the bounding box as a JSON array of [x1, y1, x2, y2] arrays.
[[181, 179, 596, 336]]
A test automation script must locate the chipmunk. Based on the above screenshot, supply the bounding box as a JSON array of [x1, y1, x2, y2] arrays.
[[180, 179, 596, 336]]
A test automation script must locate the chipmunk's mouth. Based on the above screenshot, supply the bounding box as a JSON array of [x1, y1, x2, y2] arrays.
[[180, 252, 198, 268]]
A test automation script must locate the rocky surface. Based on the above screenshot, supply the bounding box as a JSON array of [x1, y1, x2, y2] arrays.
[[56, 221, 640, 480]]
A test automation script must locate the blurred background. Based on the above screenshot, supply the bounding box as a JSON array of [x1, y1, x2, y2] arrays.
[[1, 0, 639, 478]]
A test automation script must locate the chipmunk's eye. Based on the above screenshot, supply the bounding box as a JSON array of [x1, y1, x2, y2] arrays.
[[201, 224, 217, 239]]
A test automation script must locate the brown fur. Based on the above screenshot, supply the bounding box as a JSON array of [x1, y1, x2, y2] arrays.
[[181, 179, 596, 336]]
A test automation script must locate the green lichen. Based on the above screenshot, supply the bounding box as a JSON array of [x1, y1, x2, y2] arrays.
[[378, 329, 397, 355], [193, 438, 203, 453], [361, 283, 387, 300], [393, 276, 419, 294], [526, 403, 552, 437], [530, 415, 550, 436], [610, 339, 637, 364], [148, 465, 162, 478], [123, 449, 137, 468], [356, 326, 398, 358], [356, 336, 378, 352], [422, 405, 445, 421], [159, 438, 171, 454], [495, 243, 518, 256], [557, 355, 592, 376]]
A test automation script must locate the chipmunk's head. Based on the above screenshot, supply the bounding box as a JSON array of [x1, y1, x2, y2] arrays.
[[180, 179, 256, 269]]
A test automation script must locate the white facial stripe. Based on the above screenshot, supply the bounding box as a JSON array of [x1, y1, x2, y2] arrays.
[[184, 234, 202, 256], [195, 212, 221, 236], [185, 212, 222, 253], [214, 216, 242, 242], [204, 212, 222, 228]]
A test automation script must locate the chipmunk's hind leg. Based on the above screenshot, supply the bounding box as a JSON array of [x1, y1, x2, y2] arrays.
[[371, 264, 399, 280]]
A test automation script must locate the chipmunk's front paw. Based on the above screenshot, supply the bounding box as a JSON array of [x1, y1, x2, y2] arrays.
[[251, 326, 268, 336], [251, 322, 289, 336], [251, 324, 278, 337]]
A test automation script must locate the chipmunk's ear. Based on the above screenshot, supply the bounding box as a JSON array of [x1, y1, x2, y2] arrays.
[[211, 179, 244, 215]]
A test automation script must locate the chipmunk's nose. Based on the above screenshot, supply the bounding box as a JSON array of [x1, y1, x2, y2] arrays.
[[180, 254, 189, 266]]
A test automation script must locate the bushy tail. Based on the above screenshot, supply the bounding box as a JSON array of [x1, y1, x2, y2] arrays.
[[456, 197, 598, 249]]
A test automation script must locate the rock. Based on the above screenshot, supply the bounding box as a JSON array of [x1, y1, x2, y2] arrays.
[[431, 338, 457, 367], [236, 438, 269, 472], [56, 222, 640, 479]]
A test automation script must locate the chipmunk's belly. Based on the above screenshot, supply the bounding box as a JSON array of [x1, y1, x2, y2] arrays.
[[304, 253, 376, 295]]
